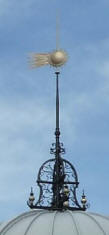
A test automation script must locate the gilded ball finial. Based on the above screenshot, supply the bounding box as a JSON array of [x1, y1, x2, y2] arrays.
[[49, 50, 68, 67]]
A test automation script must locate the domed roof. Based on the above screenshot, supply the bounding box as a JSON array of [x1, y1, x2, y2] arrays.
[[0, 210, 109, 235]]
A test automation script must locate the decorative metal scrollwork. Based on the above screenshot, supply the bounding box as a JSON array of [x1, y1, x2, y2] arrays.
[[50, 142, 65, 154], [36, 157, 79, 208], [27, 155, 87, 210]]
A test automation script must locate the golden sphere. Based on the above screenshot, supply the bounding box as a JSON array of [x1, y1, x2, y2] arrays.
[[49, 50, 67, 67]]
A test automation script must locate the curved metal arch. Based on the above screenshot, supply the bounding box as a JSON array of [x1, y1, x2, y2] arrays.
[[37, 158, 79, 184], [36, 158, 55, 206], [37, 158, 55, 182]]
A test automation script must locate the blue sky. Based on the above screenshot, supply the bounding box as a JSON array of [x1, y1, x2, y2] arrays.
[[0, 0, 109, 221]]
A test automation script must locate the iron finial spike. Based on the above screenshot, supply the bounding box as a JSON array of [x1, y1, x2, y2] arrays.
[[56, 71, 60, 130], [55, 71, 60, 159]]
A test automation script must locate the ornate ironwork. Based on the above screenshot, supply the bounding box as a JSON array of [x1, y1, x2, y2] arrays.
[[27, 71, 88, 211]]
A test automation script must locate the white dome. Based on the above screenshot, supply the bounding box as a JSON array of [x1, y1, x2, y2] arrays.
[[0, 210, 109, 235]]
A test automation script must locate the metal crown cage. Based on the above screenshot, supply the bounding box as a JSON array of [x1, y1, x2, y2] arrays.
[[27, 71, 88, 211]]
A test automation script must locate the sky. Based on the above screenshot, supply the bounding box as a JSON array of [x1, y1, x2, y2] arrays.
[[0, 0, 109, 221]]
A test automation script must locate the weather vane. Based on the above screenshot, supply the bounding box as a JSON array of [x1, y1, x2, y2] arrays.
[[29, 15, 67, 69], [27, 17, 89, 211]]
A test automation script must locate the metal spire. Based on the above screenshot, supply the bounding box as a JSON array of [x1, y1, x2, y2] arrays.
[[51, 71, 65, 208], [27, 70, 88, 211], [56, 71, 60, 133]]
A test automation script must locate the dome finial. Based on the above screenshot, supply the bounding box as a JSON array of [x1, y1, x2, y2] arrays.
[[81, 190, 89, 210], [27, 187, 35, 207], [27, 70, 88, 211]]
